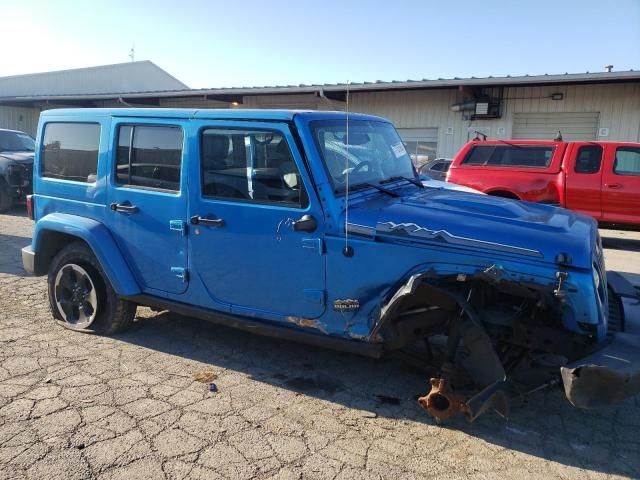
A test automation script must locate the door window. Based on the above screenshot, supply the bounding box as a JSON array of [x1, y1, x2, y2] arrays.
[[116, 125, 183, 191], [613, 147, 640, 176], [200, 129, 306, 207], [574, 145, 603, 174], [42, 123, 100, 183]]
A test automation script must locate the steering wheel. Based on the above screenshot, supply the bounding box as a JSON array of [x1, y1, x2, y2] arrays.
[[351, 160, 375, 174]]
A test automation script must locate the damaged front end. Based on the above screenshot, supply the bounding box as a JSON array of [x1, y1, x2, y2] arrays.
[[372, 265, 640, 423]]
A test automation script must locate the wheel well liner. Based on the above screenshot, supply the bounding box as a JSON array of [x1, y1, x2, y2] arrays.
[[486, 190, 520, 199]]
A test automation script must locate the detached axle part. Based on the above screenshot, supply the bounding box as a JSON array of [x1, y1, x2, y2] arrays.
[[418, 377, 511, 422], [418, 378, 469, 421]]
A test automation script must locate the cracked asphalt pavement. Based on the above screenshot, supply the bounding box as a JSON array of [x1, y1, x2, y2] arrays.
[[1, 209, 639, 479]]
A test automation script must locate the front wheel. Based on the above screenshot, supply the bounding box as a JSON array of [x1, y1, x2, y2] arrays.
[[48, 242, 136, 334]]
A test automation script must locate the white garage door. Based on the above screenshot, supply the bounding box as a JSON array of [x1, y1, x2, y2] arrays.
[[512, 112, 599, 141], [397, 128, 439, 165]]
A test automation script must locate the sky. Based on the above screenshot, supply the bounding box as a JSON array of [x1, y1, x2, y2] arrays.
[[1, 0, 639, 89]]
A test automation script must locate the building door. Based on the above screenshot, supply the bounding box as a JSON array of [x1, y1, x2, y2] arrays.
[[512, 112, 599, 141], [397, 128, 439, 167]]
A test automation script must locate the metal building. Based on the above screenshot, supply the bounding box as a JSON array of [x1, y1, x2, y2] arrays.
[[1, 65, 638, 160], [0, 61, 188, 135]]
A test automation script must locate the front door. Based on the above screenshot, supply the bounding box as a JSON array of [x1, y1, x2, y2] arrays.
[[107, 120, 189, 295], [602, 144, 640, 224], [564, 143, 603, 219], [188, 121, 326, 320]]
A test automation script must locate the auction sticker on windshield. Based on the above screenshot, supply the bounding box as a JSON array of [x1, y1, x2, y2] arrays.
[[392, 142, 407, 158]]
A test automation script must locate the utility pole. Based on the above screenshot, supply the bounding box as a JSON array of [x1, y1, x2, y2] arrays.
[[129, 45, 135, 62]]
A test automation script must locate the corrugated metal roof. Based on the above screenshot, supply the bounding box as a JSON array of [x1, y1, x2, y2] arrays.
[[0, 61, 188, 97], [0, 69, 638, 102]]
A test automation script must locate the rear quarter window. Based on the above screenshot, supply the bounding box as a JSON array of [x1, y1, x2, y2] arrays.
[[41, 123, 100, 183], [462, 145, 554, 168], [614, 147, 640, 176]]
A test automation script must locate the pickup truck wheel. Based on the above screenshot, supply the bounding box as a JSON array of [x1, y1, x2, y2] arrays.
[[0, 179, 14, 213], [48, 242, 136, 334]]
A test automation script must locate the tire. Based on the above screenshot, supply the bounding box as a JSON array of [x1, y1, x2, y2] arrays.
[[0, 179, 14, 213], [48, 241, 136, 334]]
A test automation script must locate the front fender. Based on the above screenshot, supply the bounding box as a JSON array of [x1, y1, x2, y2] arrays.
[[32, 213, 140, 296]]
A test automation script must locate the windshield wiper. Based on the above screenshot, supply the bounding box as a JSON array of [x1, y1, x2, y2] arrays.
[[382, 176, 424, 189], [359, 182, 400, 197]]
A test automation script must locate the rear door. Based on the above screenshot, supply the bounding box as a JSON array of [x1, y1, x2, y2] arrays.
[[187, 120, 326, 320], [564, 143, 603, 219], [107, 120, 189, 295], [601, 144, 640, 224]]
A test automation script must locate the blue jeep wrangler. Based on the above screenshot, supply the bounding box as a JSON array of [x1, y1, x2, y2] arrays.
[[22, 108, 640, 421]]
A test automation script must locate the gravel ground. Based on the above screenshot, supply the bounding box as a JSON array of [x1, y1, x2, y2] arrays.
[[1, 208, 639, 480]]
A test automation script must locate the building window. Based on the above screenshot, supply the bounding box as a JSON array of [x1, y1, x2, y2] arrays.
[[200, 129, 306, 207], [574, 145, 603, 174], [116, 125, 183, 191], [614, 147, 640, 176], [42, 123, 100, 183]]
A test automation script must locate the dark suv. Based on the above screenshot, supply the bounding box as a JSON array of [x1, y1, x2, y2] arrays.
[[0, 128, 35, 212]]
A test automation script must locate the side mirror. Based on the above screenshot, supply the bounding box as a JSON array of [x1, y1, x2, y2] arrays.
[[292, 214, 317, 232]]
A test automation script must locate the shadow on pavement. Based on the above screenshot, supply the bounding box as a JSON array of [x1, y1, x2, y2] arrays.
[[602, 235, 640, 253], [2, 207, 637, 476], [1, 205, 28, 218], [0, 233, 32, 275], [117, 310, 639, 477]]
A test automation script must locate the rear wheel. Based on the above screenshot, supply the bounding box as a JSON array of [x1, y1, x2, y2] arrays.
[[48, 242, 136, 334], [0, 179, 14, 212]]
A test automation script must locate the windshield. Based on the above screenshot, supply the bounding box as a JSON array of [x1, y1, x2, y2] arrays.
[[311, 120, 416, 192], [0, 130, 35, 152]]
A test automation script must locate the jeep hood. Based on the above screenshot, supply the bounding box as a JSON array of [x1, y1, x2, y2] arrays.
[[0, 151, 34, 165], [346, 188, 596, 268]]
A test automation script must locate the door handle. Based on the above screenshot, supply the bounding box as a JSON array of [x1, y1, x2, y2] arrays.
[[292, 214, 317, 232], [110, 202, 139, 214], [190, 215, 225, 227], [605, 183, 623, 190]]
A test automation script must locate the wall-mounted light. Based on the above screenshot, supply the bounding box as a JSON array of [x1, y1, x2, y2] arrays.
[[231, 101, 240, 107], [551, 93, 564, 101]]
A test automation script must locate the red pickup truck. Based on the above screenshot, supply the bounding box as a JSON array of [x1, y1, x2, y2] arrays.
[[447, 139, 640, 226]]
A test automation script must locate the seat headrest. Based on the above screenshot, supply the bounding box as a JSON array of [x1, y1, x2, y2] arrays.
[[203, 134, 230, 159], [275, 139, 290, 157]]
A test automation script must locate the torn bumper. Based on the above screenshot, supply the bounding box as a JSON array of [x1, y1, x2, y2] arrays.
[[561, 271, 640, 409], [561, 332, 640, 408]]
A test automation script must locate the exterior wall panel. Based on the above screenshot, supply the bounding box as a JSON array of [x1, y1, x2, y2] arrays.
[[0, 106, 41, 136], [350, 82, 640, 157]]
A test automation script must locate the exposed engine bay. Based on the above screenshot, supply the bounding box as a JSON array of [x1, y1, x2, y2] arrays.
[[373, 267, 619, 422]]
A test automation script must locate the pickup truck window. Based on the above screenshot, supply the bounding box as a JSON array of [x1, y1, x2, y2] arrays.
[[614, 147, 640, 176], [311, 120, 415, 192], [574, 145, 603, 174], [116, 125, 183, 191], [462, 145, 554, 168], [200, 129, 306, 207], [41, 123, 100, 183]]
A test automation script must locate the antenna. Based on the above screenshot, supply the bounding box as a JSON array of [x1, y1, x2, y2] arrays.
[[343, 81, 354, 258], [129, 44, 135, 62]]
